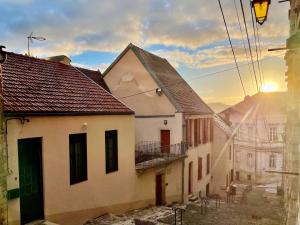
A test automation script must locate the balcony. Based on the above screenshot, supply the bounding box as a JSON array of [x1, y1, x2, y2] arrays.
[[135, 141, 188, 172]]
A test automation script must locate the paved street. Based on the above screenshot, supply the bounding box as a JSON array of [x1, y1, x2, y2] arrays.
[[85, 184, 285, 225]]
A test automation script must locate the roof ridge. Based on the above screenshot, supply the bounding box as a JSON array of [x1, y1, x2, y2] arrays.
[[130, 43, 166, 60]]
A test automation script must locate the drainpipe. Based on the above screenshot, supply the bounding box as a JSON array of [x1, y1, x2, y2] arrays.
[[0, 46, 7, 225]]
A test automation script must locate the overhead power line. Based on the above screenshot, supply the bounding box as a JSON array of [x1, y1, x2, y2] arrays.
[[239, 0, 260, 92], [117, 53, 285, 100], [218, 0, 246, 97], [255, 23, 265, 85], [233, 0, 256, 92], [250, 6, 263, 87]]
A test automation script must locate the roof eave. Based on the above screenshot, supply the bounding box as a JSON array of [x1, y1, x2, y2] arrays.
[[4, 111, 135, 117]]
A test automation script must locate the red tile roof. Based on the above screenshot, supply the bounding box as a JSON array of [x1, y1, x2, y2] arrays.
[[76, 67, 110, 92], [220, 92, 287, 115], [103, 44, 213, 115], [2, 52, 133, 115]]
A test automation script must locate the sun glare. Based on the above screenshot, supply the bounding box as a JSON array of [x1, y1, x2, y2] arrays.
[[261, 82, 278, 92]]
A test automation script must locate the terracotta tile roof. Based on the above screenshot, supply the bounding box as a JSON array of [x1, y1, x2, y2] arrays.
[[2, 52, 133, 115], [214, 114, 232, 136], [220, 92, 287, 115], [131, 45, 213, 115], [76, 67, 110, 92], [104, 44, 213, 115]]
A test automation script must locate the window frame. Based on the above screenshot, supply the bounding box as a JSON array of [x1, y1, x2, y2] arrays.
[[105, 130, 119, 174], [69, 133, 88, 185]]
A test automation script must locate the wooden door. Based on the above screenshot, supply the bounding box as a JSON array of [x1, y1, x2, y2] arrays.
[[188, 162, 193, 194], [160, 130, 170, 153], [156, 174, 163, 205], [18, 138, 44, 225], [206, 183, 210, 197]]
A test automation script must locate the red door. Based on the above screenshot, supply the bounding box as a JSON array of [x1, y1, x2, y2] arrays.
[[160, 130, 170, 153], [156, 174, 163, 205]]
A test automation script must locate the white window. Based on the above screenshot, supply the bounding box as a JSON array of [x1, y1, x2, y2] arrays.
[[269, 127, 278, 142], [269, 154, 277, 169]]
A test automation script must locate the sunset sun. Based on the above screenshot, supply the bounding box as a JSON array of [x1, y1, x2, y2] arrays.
[[261, 82, 278, 92]]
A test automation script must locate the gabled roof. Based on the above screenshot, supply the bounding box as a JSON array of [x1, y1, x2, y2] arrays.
[[103, 43, 213, 115], [2, 52, 133, 115], [76, 67, 110, 92], [213, 114, 232, 136], [220, 92, 287, 115]]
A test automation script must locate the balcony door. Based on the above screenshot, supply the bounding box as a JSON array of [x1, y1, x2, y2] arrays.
[[160, 130, 170, 153]]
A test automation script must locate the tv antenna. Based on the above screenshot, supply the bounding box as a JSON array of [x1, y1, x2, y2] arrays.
[[27, 32, 46, 56]]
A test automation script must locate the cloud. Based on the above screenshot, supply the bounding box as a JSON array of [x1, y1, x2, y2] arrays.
[[153, 43, 284, 70], [0, 0, 289, 70]]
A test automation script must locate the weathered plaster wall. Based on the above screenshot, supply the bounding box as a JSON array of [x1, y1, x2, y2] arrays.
[[211, 124, 234, 197], [6, 115, 182, 225], [104, 49, 176, 116]]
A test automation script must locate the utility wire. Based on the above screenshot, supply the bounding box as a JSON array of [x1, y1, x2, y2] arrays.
[[118, 52, 285, 100], [233, 0, 256, 92], [250, 5, 263, 87], [255, 23, 265, 85], [239, 0, 260, 92], [218, 0, 246, 97]]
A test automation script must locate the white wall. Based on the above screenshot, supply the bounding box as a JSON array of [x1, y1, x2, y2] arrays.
[[135, 113, 183, 145]]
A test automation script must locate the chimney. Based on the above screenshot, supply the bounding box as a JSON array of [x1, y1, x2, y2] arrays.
[[48, 55, 71, 65]]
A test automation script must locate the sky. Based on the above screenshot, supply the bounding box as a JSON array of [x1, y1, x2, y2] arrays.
[[0, 0, 290, 105]]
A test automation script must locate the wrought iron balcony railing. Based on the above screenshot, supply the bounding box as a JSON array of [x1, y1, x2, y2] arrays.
[[135, 141, 188, 170]]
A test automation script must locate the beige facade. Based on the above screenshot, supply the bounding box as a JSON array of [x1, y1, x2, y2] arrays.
[[220, 93, 286, 185], [211, 120, 234, 197], [104, 45, 216, 202], [6, 114, 182, 225]]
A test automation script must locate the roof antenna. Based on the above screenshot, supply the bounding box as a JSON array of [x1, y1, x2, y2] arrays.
[[27, 32, 46, 56]]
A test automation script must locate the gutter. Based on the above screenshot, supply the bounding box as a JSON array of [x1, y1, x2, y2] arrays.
[[4, 111, 134, 117]]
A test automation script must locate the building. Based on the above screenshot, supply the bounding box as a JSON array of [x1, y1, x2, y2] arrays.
[[283, 0, 300, 224], [220, 92, 287, 185], [3, 52, 159, 225], [211, 115, 234, 197], [103, 43, 222, 201]]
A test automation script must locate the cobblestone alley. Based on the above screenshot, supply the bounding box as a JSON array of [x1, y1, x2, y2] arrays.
[[85, 184, 285, 225]]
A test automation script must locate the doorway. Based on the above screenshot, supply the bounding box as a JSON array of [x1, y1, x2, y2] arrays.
[[188, 162, 193, 194], [156, 174, 165, 205], [206, 183, 210, 197], [160, 130, 170, 153], [236, 171, 240, 180], [18, 137, 44, 225]]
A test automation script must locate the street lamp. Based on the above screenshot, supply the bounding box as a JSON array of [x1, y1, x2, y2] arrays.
[[251, 0, 271, 25]]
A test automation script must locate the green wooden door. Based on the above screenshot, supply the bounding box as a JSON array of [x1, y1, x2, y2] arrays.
[[18, 138, 44, 225]]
